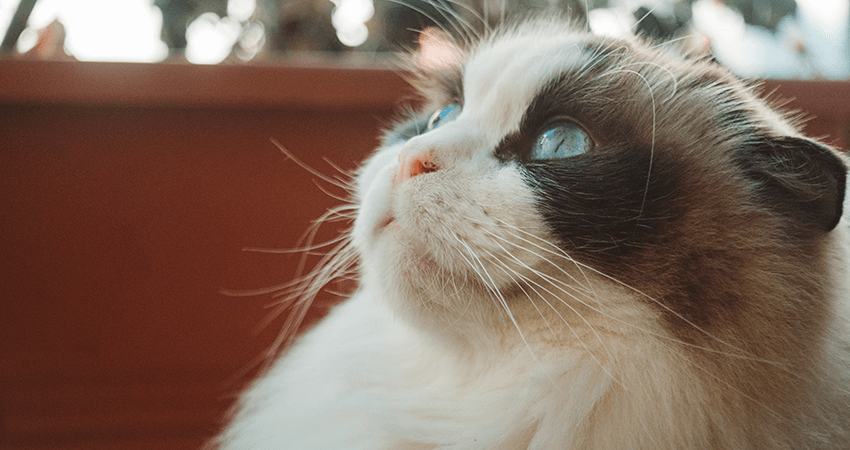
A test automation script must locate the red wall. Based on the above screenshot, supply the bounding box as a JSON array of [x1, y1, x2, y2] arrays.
[[0, 60, 847, 449], [0, 60, 409, 449]]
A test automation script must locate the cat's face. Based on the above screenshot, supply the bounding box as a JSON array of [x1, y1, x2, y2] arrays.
[[350, 18, 846, 347]]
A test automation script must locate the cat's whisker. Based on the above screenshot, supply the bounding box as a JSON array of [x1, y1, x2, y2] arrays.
[[479, 230, 607, 313], [630, 1, 662, 34], [452, 234, 500, 302], [311, 179, 355, 203], [270, 139, 354, 193], [433, 274, 475, 337], [221, 229, 354, 299], [479, 221, 809, 372], [480, 246, 624, 387], [473, 223, 594, 296], [240, 232, 352, 255], [251, 239, 358, 372], [452, 233, 540, 360], [320, 156, 358, 183], [598, 68, 656, 220], [293, 203, 357, 275], [427, 0, 482, 45], [421, 260, 464, 305], [443, 0, 491, 37], [274, 238, 355, 299], [493, 261, 561, 340], [650, 33, 699, 51], [388, 0, 468, 49], [479, 230, 612, 337], [220, 281, 301, 298], [484, 257, 575, 387], [616, 61, 678, 103], [480, 217, 599, 299], [513, 249, 806, 374], [562, 261, 812, 374], [267, 244, 355, 314], [571, 45, 610, 81], [262, 140, 360, 306]]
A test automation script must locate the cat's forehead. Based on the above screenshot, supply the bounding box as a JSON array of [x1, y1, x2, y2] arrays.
[[461, 30, 591, 135]]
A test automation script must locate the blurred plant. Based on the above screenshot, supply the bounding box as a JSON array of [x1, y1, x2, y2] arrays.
[[1, 0, 842, 78], [264, 0, 342, 52], [625, 0, 797, 40], [723, 0, 797, 31]]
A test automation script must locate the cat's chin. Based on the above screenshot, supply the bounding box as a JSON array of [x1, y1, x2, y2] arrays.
[[358, 225, 483, 322], [362, 258, 504, 343], [369, 224, 447, 283]]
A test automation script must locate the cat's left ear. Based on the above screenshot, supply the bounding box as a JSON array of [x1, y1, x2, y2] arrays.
[[741, 136, 847, 232]]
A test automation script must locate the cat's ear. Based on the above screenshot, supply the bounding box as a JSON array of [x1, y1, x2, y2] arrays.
[[741, 136, 847, 232], [415, 28, 463, 71]]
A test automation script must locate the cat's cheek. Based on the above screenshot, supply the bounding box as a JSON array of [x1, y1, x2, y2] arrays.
[[352, 154, 400, 252]]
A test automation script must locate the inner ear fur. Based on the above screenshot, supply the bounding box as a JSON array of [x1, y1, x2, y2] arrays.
[[739, 136, 847, 232]]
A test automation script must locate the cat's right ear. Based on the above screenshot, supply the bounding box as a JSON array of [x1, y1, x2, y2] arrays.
[[415, 28, 463, 71], [740, 136, 847, 232], [405, 28, 465, 109]]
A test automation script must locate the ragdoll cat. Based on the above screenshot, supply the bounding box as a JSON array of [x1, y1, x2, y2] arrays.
[[216, 14, 850, 450]]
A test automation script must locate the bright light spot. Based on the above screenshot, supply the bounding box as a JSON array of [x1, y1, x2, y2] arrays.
[[330, 0, 373, 47], [331, 0, 373, 28], [798, 0, 848, 32], [691, 0, 746, 41], [795, 0, 849, 78], [235, 21, 265, 61], [185, 12, 240, 64], [692, 0, 849, 79], [15, 26, 38, 53], [336, 22, 368, 47], [17, 0, 167, 62], [227, 0, 256, 23], [587, 8, 634, 39]]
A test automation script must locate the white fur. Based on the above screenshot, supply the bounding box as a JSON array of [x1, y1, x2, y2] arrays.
[[463, 32, 590, 138]]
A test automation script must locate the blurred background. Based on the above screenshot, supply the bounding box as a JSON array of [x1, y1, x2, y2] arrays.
[[0, 0, 848, 78], [1, 1, 848, 449]]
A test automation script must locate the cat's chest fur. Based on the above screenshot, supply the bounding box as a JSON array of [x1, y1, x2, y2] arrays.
[[224, 289, 692, 450], [216, 15, 850, 450]]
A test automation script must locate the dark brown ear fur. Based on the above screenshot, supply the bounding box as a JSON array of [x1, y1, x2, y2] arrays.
[[738, 136, 847, 232]]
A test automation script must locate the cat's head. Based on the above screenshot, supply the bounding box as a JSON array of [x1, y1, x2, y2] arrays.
[[351, 16, 847, 352]]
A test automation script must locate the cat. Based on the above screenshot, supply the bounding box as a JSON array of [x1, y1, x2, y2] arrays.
[[214, 12, 850, 450]]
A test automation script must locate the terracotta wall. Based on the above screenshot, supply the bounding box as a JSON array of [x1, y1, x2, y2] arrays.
[[0, 60, 409, 450], [0, 60, 847, 449]]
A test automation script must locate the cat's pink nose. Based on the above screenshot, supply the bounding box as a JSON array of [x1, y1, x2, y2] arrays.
[[394, 148, 439, 184]]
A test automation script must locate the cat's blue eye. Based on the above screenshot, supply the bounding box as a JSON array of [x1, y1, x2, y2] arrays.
[[529, 121, 594, 160], [426, 104, 462, 131]]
